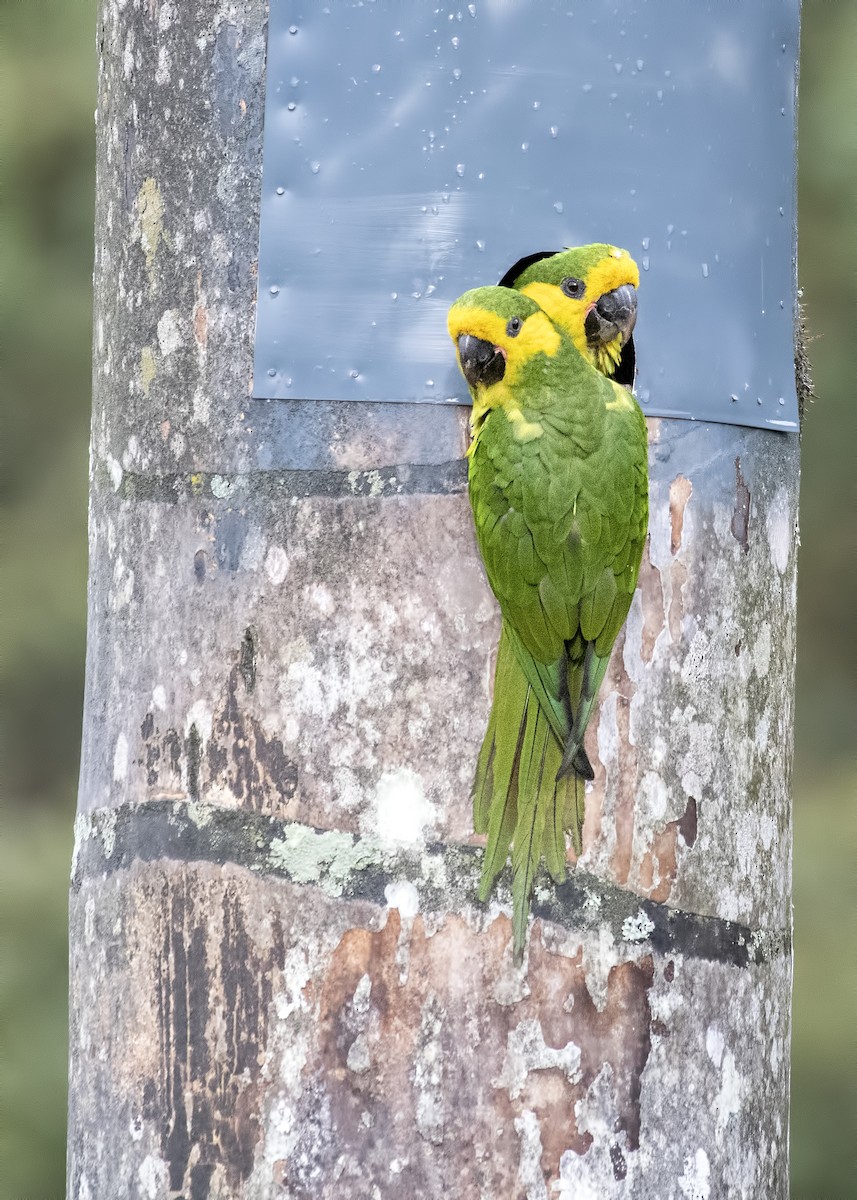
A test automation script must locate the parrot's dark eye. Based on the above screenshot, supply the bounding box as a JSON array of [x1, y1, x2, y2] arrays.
[[506, 316, 523, 337], [560, 277, 586, 299]]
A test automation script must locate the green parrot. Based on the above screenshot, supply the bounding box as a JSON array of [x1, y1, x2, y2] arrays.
[[448, 249, 647, 962], [499, 242, 639, 389]]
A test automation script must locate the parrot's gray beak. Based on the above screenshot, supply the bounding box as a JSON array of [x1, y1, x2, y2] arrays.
[[584, 283, 638, 349], [457, 334, 506, 389]]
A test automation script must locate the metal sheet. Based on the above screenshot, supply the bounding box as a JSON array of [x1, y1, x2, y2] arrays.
[[253, 0, 799, 431]]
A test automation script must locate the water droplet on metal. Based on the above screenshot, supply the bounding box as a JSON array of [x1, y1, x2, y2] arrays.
[[701, 263, 709, 278], [455, 163, 465, 177], [730, 394, 738, 403], [391, 292, 398, 300], [289, 25, 298, 35], [269, 286, 279, 296], [475, 239, 485, 251], [756, 397, 763, 406], [778, 397, 785, 406], [267, 368, 276, 378], [666, 223, 675, 235], [349, 369, 360, 379], [550, 125, 558, 138], [636, 59, 644, 71], [372, 64, 381, 73], [614, 62, 623, 74], [642, 255, 650, 271], [426, 379, 435, 387], [287, 102, 296, 111], [310, 160, 321, 174], [532, 100, 541, 110], [582, 83, 593, 93], [452, 67, 462, 80], [553, 201, 564, 214], [468, 3, 476, 16], [521, 142, 529, 152], [451, 36, 460, 49], [276, 186, 285, 195]]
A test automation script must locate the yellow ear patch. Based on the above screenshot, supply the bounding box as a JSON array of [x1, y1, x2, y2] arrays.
[[447, 303, 561, 391]]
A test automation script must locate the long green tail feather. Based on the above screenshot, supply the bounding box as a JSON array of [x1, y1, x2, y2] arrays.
[[473, 622, 597, 961], [510, 690, 551, 962]]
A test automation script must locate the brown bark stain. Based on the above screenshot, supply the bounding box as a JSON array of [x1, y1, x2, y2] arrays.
[[193, 269, 208, 349], [669, 475, 693, 555], [731, 457, 751, 553], [142, 872, 284, 1196], [636, 535, 665, 664], [193, 300, 209, 350], [138, 636, 299, 815], [287, 912, 653, 1198], [636, 796, 699, 903]]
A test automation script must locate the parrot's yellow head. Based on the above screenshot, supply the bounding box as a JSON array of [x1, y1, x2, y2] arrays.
[[499, 243, 640, 385], [448, 286, 563, 442]]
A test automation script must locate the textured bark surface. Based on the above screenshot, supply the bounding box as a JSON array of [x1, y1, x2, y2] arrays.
[[70, 3, 798, 1197]]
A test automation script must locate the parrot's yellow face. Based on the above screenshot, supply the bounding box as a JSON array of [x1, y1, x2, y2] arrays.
[[448, 287, 563, 443], [505, 244, 640, 382]]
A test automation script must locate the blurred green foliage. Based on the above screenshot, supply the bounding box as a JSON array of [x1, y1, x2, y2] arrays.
[[0, 1, 853, 1197]]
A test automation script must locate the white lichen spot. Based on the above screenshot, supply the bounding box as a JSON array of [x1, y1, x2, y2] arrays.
[[364, 767, 436, 848], [758, 811, 776, 851], [621, 909, 655, 943], [264, 545, 290, 585], [753, 622, 772, 678], [138, 1153, 169, 1200], [112, 732, 129, 781], [495, 1018, 581, 1099], [184, 699, 213, 745], [156, 309, 182, 356], [332, 765, 362, 807], [413, 996, 445, 1144], [346, 1033, 371, 1074], [105, 454, 123, 491], [705, 1024, 724, 1068], [714, 1049, 742, 1140], [309, 582, 335, 615], [158, 2, 176, 33], [384, 879, 420, 918], [678, 1148, 711, 1199], [514, 1108, 549, 1200], [766, 487, 791, 575], [155, 44, 170, 86]]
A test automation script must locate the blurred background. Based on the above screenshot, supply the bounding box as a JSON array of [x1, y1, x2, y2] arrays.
[[1, 2, 853, 1196]]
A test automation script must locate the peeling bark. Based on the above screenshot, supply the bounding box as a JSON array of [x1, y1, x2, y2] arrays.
[[70, 3, 798, 1198]]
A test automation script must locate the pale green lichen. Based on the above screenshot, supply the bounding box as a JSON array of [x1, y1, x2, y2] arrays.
[[268, 826, 382, 894], [140, 346, 157, 397], [136, 177, 165, 287]]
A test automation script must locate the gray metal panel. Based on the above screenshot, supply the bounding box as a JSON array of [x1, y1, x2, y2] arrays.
[[253, 0, 799, 432]]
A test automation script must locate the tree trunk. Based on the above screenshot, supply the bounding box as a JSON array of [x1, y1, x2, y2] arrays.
[[69, 3, 797, 1197]]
